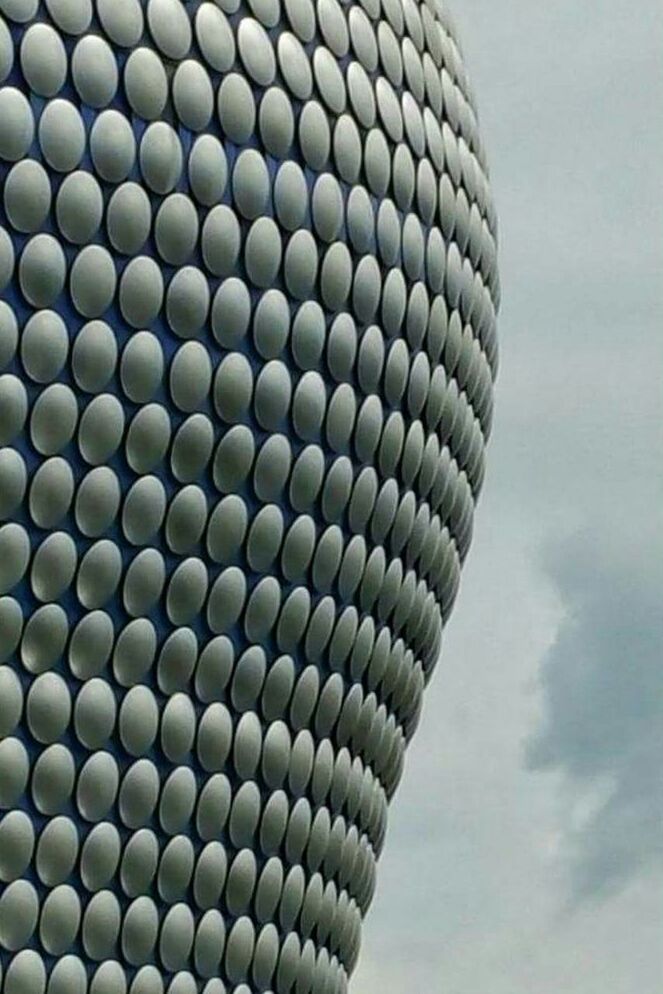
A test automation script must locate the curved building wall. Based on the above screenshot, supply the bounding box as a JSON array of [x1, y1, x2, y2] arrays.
[[0, 1, 499, 992]]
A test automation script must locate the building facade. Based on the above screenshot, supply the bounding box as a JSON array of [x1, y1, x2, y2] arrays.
[[0, 1, 499, 991]]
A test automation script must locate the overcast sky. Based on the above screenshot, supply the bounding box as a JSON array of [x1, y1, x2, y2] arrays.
[[353, 3, 663, 992]]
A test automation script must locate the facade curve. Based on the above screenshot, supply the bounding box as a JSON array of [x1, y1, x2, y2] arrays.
[[0, 1, 499, 992]]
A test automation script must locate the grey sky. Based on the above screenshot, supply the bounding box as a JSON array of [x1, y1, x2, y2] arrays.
[[353, 2, 663, 992]]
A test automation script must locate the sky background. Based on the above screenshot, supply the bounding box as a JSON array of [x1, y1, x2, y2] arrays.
[[353, 3, 663, 992]]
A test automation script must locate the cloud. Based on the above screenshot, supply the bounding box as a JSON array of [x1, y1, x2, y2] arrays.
[[526, 514, 663, 901]]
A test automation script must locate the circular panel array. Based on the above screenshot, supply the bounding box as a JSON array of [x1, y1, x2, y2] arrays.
[[0, 0, 499, 991]]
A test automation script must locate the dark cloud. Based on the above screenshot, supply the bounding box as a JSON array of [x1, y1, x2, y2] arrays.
[[527, 516, 663, 900]]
